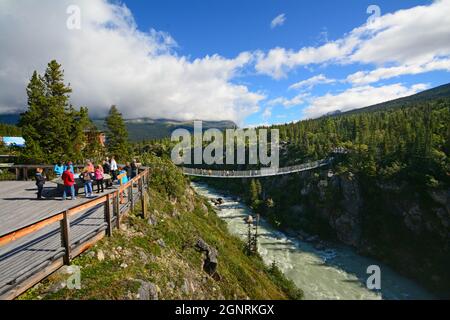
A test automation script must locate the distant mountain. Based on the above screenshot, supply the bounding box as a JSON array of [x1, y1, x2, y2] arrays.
[[334, 82, 450, 117], [0, 113, 237, 141], [0, 114, 20, 124], [324, 110, 342, 117], [93, 118, 237, 141]]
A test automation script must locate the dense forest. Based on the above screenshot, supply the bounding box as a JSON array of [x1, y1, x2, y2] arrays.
[[271, 98, 450, 187], [0, 123, 21, 136], [201, 95, 450, 297]]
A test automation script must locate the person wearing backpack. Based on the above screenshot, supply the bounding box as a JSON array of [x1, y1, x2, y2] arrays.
[[80, 167, 94, 198], [102, 159, 112, 188]]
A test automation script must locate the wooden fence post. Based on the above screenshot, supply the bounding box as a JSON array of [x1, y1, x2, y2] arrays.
[[129, 185, 134, 211], [115, 191, 121, 229], [139, 178, 148, 219], [104, 194, 112, 236], [60, 210, 71, 265]]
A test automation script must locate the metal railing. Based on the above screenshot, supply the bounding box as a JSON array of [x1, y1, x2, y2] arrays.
[[181, 158, 332, 178]]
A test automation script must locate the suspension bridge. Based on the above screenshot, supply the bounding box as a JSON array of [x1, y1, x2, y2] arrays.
[[181, 158, 333, 178]]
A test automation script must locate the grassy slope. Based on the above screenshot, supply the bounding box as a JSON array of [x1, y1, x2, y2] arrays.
[[19, 162, 302, 300]]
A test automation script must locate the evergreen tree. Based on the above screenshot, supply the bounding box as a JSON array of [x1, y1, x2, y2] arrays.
[[105, 105, 130, 160], [19, 60, 92, 163], [0, 123, 22, 136], [19, 71, 47, 163]]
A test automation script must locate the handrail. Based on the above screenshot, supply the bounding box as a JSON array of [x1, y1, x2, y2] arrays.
[[0, 165, 152, 299], [0, 167, 150, 246], [181, 158, 332, 178]]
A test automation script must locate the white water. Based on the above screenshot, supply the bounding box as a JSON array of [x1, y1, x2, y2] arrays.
[[191, 182, 435, 300]]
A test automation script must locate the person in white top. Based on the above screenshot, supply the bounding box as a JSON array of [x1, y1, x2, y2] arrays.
[[110, 156, 118, 181]]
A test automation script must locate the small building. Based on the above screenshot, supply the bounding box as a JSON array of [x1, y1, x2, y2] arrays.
[[83, 130, 106, 147]]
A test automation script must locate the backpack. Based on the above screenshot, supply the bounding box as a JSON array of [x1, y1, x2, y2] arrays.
[[80, 172, 93, 182]]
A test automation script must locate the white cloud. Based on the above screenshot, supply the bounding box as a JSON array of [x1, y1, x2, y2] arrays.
[[256, 0, 450, 79], [271, 14, 286, 29], [302, 83, 429, 119], [347, 59, 450, 85], [254, 36, 359, 79], [289, 74, 336, 90], [0, 0, 264, 124], [262, 107, 272, 120], [268, 93, 308, 109]]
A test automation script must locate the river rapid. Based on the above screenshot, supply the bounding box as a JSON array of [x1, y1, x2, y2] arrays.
[[191, 182, 435, 300]]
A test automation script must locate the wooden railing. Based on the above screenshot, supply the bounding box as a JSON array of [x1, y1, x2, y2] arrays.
[[0, 166, 150, 300]]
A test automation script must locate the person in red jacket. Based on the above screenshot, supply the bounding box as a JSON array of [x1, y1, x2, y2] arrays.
[[62, 168, 76, 200]]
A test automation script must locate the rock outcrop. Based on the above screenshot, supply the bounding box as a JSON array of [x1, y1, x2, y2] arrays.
[[195, 238, 219, 279], [257, 168, 450, 296]]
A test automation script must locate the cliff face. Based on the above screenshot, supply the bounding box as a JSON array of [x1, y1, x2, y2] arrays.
[[258, 170, 450, 297]]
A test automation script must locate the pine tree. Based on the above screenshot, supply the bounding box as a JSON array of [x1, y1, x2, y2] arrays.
[[105, 105, 130, 161], [249, 179, 258, 202], [19, 60, 89, 163], [19, 71, 47, 163]]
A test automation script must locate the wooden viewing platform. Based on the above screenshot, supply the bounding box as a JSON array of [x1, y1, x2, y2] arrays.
[[0, 167, 150, 300]]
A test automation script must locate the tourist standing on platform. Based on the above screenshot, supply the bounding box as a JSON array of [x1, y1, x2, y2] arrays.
[[118, 166, 128, 184], [80, 167, 94, 198], [62, 167, 76, 200], [63, 161, 74, 174], [131, 159, 138, 179], [94, 165, 104, 194], [110, 156, 118, 181], [53, 162, 64, 177], [35, 168, 46, 200], [124, 162, 132, 180], [86, 161, 95, 173], [117, 166, 128, 204], [102, 159, 111, 188]]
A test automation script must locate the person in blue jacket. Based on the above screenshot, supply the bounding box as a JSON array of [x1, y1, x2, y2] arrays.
[[118, 167, 128, 184], [53, 162, 64, 177]]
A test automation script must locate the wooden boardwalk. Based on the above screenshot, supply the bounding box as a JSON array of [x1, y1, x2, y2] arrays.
[[0, 182, 103, 235], [0, 170, 149, 300]]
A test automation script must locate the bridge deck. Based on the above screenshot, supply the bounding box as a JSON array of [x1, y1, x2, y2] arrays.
[[181, 158, 332, 178], [0, 180, 140, 299]]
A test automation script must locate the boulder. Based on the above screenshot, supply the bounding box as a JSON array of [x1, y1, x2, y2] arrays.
[[96, 250, 105, 262], [157, 239, 166, 248], [195, 238, 219, 276], [147, 215, 157, 226], [137, 281, 159, 300]]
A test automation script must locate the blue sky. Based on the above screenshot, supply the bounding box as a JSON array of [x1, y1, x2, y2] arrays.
[[110, 0, 450, 126], [1, 0, 449, 126]]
